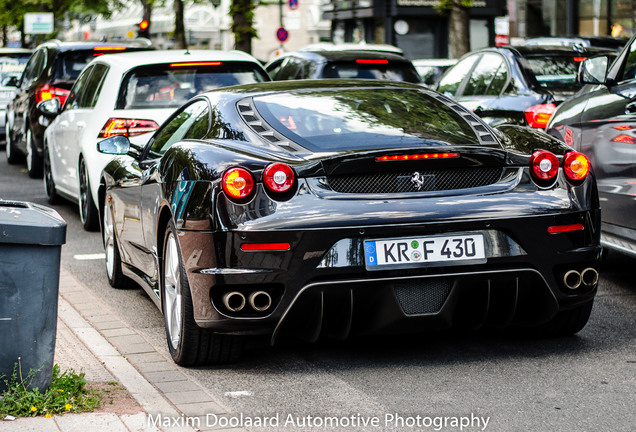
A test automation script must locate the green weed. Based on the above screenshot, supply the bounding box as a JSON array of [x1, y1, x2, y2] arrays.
[[0, 359, 101, 418]]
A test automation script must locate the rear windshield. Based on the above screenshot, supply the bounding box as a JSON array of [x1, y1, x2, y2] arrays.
[[520, 55, 586, 91], [252, 88, 480, 151], [118, 62, 269, 109], [0, 53, 30, 84], [322, 61, 422, 83], [54, 48, 149, 82]]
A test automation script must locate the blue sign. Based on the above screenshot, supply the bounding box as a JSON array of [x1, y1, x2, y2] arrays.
[[276, 27, 289, 43], [288, 0, 299, 10]]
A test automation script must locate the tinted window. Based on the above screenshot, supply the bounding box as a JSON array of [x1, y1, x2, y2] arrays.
[[265, 58, 285, 79], [148, 100, 209, 156], [277, 58, 303, 80], [487, 62, 508, 95], [521, 55, 586, 91], [55, 51, 95, 81], [79, 63, 109, 108], [0, 53, 31, 83], [253, 88, 480, 152], [21, 49, 46, 86], [118, 62, 269, 109], [437, 55, 478, 96], [321, 60, 421, 83], [463, 53, 505, 96], [64, 65, 94, 110], [620, 39, 636, 81]]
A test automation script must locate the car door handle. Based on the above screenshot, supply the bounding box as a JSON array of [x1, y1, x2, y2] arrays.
[[626, 101, 636, 114]]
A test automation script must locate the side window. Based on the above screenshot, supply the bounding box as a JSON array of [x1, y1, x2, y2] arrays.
[[265, 58, 285, 80], [486, 62, 508, 96], [21, 49, 45, 87], [437, 55, 479, 97], [298, 59, 316, 79], [79, 63, 109, 108], [64, 65, 94, 111], [620, 40, 636, 82], [148, 100, 208, 156], [277, 58, 302, 80], [463, 53, 505, 96]]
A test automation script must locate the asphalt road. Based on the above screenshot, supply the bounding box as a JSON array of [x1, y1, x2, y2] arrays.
[[1, 150, 635, 431]]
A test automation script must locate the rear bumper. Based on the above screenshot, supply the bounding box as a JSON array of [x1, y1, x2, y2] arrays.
[[179, 209, 602, 340]]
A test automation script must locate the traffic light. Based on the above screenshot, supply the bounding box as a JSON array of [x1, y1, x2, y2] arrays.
[[137, 20, 150, 38]]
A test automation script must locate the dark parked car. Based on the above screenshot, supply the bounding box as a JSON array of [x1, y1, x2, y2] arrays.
[[546, 34, 636, 258], [5, 39, 154, 177], [435, 45, 615, 129], [96, 80, 601, 365], [522, 36, 628, 51], [264, 49, 422, 83]]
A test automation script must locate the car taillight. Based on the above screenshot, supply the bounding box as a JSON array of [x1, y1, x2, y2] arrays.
[[524, 103, 556, 129], [223, 167, 254, 200], [530, 150, 559, 183], [35, 84, 70, 105], [563, 151, 590, 183], [98, 118, 159, 138], [263, 163, 295, 193], [355, 59, 389, 64]]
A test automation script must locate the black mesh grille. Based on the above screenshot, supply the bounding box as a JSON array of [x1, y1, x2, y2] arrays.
[[326, 168, 502, 194], [394, 279, 452, 315]]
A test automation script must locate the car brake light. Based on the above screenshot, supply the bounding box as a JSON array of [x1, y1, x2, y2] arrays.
[[170, 62, 222, 67], [223, 167, 254, 200], [94, 46, 127, 52], [376, 153, 460, 161], [263, 163, 295, 193], [524, 103, 556, 129], [612, 134, 636, 143], [35, 84, 70, 105], [530, 150, 559, 182], [98, 118, 159, 138], [563, 151, 590, 183], [573, 57, 587, 62], [355, 59, 389, 64]]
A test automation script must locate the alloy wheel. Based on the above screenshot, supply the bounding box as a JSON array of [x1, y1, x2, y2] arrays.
[[103, 202, 115, 279], [25, 129, 33, 172], [163, 233, 182, 350], [79, 161, 89, 224]]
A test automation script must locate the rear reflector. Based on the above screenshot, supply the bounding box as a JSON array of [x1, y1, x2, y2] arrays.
[[547, 223, 584, 234], [169, 62, 222, 67], [355, 59, 389, 64], [240, 243, 291, 251], [376, 153, 460, 161]]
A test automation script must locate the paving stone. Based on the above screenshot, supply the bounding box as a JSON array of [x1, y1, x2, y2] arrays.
[[155, 380, 201, 393], [164, 390, 215, 405], [144, 370, 189, 383], [175, 401, 226, 417]]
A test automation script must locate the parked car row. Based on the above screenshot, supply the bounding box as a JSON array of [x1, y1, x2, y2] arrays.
[[2, 37, 619, 366]]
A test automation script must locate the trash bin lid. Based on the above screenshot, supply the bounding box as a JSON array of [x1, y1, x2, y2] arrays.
[[0, 201, 67, 246]]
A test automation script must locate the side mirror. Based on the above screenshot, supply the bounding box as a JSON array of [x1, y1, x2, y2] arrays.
[[2, 76, 18, 87], [578, 56, 609, 85], [98, 135, 131, 155], [36, 98, 61, 116]]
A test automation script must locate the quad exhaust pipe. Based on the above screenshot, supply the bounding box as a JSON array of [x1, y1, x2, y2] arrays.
[[249, 291, 272, 312], [222, 290, 273, 313], [563, 268, 599, 290], [223, 292, 246, 312]]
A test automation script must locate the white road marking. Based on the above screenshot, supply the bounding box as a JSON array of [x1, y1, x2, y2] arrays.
[[73, 253, 106, 260]]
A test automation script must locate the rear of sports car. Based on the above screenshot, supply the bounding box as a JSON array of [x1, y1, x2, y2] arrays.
[[176, 84, 601, 343]]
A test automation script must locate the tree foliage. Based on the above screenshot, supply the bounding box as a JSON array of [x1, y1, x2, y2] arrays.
[[437, 0, 472, 59], [230, 0, 257, 53]]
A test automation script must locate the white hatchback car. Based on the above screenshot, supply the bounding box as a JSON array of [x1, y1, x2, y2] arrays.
[[41, 50, 270, 230]]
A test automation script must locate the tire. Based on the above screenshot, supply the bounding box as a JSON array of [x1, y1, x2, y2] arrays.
[[529, 301, 594, 338], [43, 145, 59, 205], [78, 158, 99, 231], [25, 128, 43, 178], [162, 220, 244, 366], [5, 124, 22, 164], [103, 199, 130, 289]]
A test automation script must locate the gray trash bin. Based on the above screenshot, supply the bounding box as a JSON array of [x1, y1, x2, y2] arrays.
[[0, 200, 66, 393]]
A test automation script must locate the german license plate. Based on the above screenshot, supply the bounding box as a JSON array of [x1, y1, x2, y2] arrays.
[[364, 234, 486, 270]]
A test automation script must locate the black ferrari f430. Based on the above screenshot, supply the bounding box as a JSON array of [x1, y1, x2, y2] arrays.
[[97, 80, 601, 365]]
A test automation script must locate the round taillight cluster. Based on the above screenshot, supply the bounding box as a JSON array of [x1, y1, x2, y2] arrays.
[[222, 167, 254, 200], [529, 150, 590, 187], [263, 163, 295, 193], [222, 163, 296, 201], [563, 152, 590, 183]]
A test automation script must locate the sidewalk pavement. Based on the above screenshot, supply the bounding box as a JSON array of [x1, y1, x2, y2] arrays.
[[0, 269, 247, 432]]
